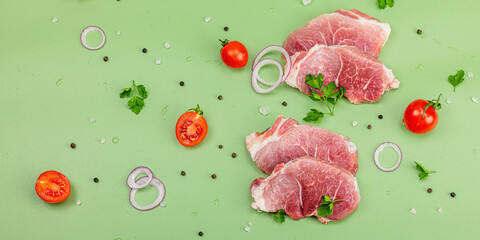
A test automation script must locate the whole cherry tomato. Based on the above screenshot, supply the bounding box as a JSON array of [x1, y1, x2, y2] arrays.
[[219, 39, 248, 68], [403, 94, 442, 134]]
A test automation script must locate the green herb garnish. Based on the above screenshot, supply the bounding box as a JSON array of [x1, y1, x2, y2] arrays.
[[272, 209, 285, 224], [303, 73, 345, 123], [120, 80, 148, 115], [448, 70, 465, 92], [378, 0, 394, 9], [422, 94, 442, 119], [317, 195, 342, 217], [414, 161, 436, 180]]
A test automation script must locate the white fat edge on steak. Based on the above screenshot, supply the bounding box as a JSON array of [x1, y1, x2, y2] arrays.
[[247, 117, 292, 161], [383, 65, 399, 90], [330, 11, 392, 48]]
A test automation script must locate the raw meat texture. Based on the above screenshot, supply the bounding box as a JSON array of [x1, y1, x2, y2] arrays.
[[283, 9, 391, 58], [250, 156, 360, 223], [246, 115, 358, 175], [284, 45, 399, 104]]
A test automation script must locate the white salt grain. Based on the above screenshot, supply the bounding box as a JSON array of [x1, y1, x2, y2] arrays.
[[438, 207, 443, 213], [116, 31, 121, 36], [302, 0, 312, 6], [100, 139, 106, 144], [244, 227, 251, 232], [160, 202, 166, 208], [248, 222, 254, 227], [410, 208, 416, 215], [352, 121, 358, 127], [90, 117, 96, 123], [446, 99, 452, 104], [76, 200, 82, 206], [468, 72, 474, 77], [204, 17, 211, 23], [164, 42, 171, 49], [52, 18, 58, 23], [156, 59, 162, 65], [259, 106, 271, 115], [472, 97, 478, 103]]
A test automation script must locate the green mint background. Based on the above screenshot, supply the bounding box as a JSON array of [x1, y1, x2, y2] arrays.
[[1, 0, 479, 239]]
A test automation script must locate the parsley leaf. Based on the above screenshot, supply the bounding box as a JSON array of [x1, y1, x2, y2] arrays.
[[272, 209, 286, 224], [120, 80, 148, 115], [448, 70, 465, 92], [304, 73, 345, 123], [317, 195, 342, 217], [378, 0, 394, 9], [414, 161, 436, 180]]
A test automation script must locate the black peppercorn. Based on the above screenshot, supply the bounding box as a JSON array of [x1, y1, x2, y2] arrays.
[[417, 29, 422, 34], [142, 48, 147, 53], [218, 145, 223, 149], [70, 143, 76, 149], [198, 232, 204, 236], [282, 101, 287, 106], [181, 171, 186, 176], [224, 27, 229, 31], [367, 125, 372, 129], [450, 192, 456, 198], [218, 95, 223, 100], [427, 188, 432, 193], [103, 56, 108, 62], [94, 178, 99, 183], [179, 81, 185, 86], [211, 174, 216, 179], [232, 153, 237, 158], [378, 115, 383, 119]]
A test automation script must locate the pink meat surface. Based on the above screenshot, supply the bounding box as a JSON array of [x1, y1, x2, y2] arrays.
[[284, 45, 399, 104], [250, 156, 360, 223], [283, 9, 391, 58], [246, 115, 358, 175]]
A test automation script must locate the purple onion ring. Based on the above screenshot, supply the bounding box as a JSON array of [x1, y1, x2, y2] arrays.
[[126, 166, 153, 189], [129, 176, 166, 211], [80, 26, 106, 50]]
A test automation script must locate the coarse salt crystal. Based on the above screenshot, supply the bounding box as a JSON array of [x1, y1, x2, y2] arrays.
[[76, 200, 82, 206], [204, 17, 211, 23], [116, 31, 121, 36], [472, 97, 478, 103], [248, 222, 254, 227], [244, 227, 251, 232], [90, 117, 96, 123], [160, 202, 166, 208], [446, 99, 452, 104], [156, 59, 162, 65], [259, 106, 271, 115], [164, 42, 171, 49], [52, 18, 58, 23], [468, 72, 474, 77], [352, 121, 358, 127], [438, 208, 443, 213], [302, 0, 312, 6], [410, 208, 416, 215], [100, 139, 106, 144]]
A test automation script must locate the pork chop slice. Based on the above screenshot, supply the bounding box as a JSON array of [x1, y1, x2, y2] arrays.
[[246, 115, 358, 175], [283, 8, 391, 58], [285, 44, 399, 104], [250, 156, 360, 224]]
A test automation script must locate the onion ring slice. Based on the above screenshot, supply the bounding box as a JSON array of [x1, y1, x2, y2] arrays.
[[251, 58, 284, 94], [129, 176, 166, 211], [374, 142, 403, 172], [80, 26, 106, 50], [252, 45, 291, 86], [127, 166, 153, 189]]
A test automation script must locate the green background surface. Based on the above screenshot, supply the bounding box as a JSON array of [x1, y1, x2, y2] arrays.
[[1, 0, 479, 239]]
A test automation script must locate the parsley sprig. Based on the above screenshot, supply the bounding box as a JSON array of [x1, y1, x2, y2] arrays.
[[448, 70, 465, 92], [378, 0, 394, 9], [317, 195, 342, 217], [422, 94, 442, 119], [272, 209, 285, 224], [414, 161, 436, 180], [120, 80, 148, 115], [303, 73, 346, 123]]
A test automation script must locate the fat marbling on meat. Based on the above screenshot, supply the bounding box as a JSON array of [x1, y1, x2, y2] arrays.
[[250, 156, 360, 224]]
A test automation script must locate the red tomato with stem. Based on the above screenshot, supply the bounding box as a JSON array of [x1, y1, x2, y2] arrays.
[[403, 94, 442, 134], [35, 170, 71, 203], [175, 105, 208, 147], [219, 39, 248, 68]]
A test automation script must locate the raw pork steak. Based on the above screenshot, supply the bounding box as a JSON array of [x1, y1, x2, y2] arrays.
[[285, 45, 399, 104], [283, 9, 390, 58], [251, 156, 360, 223], [246, 115, 358, 175]]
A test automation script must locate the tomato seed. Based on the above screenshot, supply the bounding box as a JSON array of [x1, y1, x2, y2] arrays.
[[427, 188, 432, 193], [181, 171, 186, 176], [232, 153, 237, 158], [142, 48, 147, 53], [211, 174, 216, 179], [103, 56, 108, 62], [179, 81, 185, 86], [70, 143, 76, 149]]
